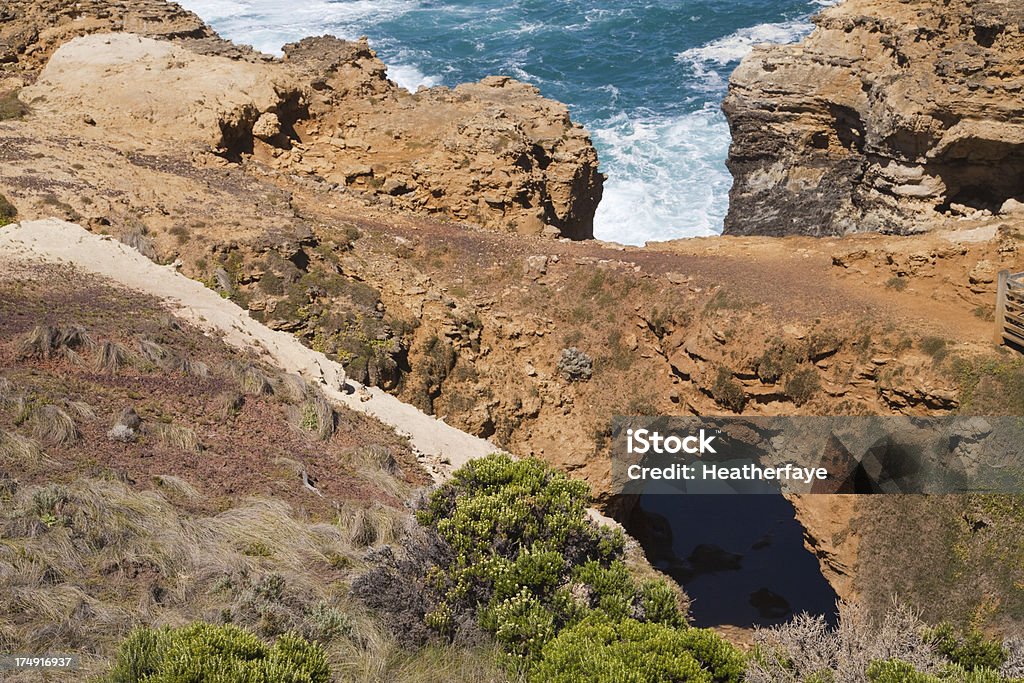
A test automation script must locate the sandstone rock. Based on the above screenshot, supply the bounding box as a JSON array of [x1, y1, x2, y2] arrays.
[[252, 112, 281, 141], [724, 0, 1024, 236], [1000, 198, 1024, 215], [282, 38, 604, 239], [23, 34, 303, 155]]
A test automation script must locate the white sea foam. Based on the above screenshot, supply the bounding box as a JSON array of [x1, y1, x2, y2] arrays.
[[591, 106, 732, 245], [177, 0, 421, 53], [388, 63, 441, 90], [676, 18, 810, 69]]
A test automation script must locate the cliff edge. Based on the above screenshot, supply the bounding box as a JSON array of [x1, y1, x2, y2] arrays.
[[2, 2, 603, 240], [723, 0, 1024, 236]]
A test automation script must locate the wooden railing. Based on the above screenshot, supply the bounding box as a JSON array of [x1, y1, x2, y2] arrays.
[[996, 270, 1024, 349]]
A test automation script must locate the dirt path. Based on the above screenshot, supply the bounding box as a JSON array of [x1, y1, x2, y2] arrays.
[[0, 218, 502, 480]]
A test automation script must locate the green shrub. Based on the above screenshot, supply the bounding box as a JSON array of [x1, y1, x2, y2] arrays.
[[532, 615, 743, 683], [920, 337, 949, 363], [867, 659, 939, 683], [867, 659, 1012, 683], [785, 366, 821, 407], [756, 341, 798, 384], [929, 623, 1007, 672], [712, 367, 747, 413], [407, 454, 746, 680], [104, 623, 331, 682], [0, 193, 16, 226]]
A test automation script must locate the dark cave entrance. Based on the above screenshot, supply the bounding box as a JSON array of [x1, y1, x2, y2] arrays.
[[932, 141, 1024, 213]]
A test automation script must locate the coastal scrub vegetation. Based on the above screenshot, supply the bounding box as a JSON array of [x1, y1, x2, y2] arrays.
[[356, 453, 746, 681], [103, 624, 331, 682], [0, 192, 16, 226], [748, 601, 1023, 683]]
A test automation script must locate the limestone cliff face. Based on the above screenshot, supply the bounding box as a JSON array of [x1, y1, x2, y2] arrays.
[[723, 0, 1024, 237]]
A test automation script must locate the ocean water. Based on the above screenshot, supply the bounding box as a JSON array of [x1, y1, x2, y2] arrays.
[[176, 0, 834, 244]]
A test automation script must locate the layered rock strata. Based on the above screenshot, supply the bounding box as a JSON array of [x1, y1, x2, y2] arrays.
[[724, 0, 1024, 236]]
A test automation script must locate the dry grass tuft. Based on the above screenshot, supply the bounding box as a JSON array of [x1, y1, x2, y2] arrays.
[[137, 338, 167, 365], [136, 338, 208, 377], [152, 474, 201, 500], [152, 423, 203, 454], [336, 503, 401, 549], [0, 377, 13, 405], [16, 325, 95, 362], [63, 400, 96, 422], [274, 373, 309, 404], [227, 361, 275, 397], [288, 387, 337, 441], [216, 390, 246, 419], [29, 404, 80, 446], [162, 352, 209, 378], [94, 340, 134, 374], [0, 430, 42, 464]]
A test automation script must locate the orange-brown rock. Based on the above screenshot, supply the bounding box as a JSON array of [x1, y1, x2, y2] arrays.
[[280, 37, 604, 239]]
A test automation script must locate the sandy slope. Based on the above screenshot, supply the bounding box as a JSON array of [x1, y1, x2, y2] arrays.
[[0, 218, 503, 479]]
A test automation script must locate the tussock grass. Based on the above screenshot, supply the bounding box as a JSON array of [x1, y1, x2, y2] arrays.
[[95, 340, 134, 374], [152, 423, 203, 454], [64, 399, 96, 421], [29, 404, 80, 446], [216, 390, 246, 419], [137, 338, 167, 365], [136, 338, 208, 377], [164, 353, 210, 378], [336, 503, 402, 549], [16, 325, 95, 362], [227, 360, 275, 396], [0, 377, 13, 405], [2, 480, 359, 661], [288, 387, 337, 441], [274, 373, 309, 404], [0, 430, 42, 464], [152, 475, 201, 501], [347, 445, 408, 500], [350, 445, 401, 476]]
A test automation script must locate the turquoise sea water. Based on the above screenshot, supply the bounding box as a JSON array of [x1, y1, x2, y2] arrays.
[[177, 0, 834, 244]]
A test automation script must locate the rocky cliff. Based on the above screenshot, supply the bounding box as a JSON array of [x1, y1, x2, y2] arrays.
[[723, 0, 1024, 237], [2, 2, 603, 240]]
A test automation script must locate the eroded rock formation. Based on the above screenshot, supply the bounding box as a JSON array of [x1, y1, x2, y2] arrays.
[[280, 37, 604, 239], [723, 0, 1024, 236], [3, 3, 603, 239]]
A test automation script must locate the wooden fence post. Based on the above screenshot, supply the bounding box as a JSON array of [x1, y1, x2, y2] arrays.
[[996, 270, 1009, 346]]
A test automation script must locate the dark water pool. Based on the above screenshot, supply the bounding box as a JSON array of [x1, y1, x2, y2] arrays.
[[627, 493, 839, 628]]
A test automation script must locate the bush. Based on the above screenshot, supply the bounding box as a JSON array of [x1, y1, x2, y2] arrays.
[[532, 615, 743, 683], [104, 623, 331, 682], [712, 367, 747, 413], [0, 193, 16, 226], [785, 366, 821, 407], [557, 347, 593, 382], [929, 624, 1008, 672], [395, 454, 745, 680]]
